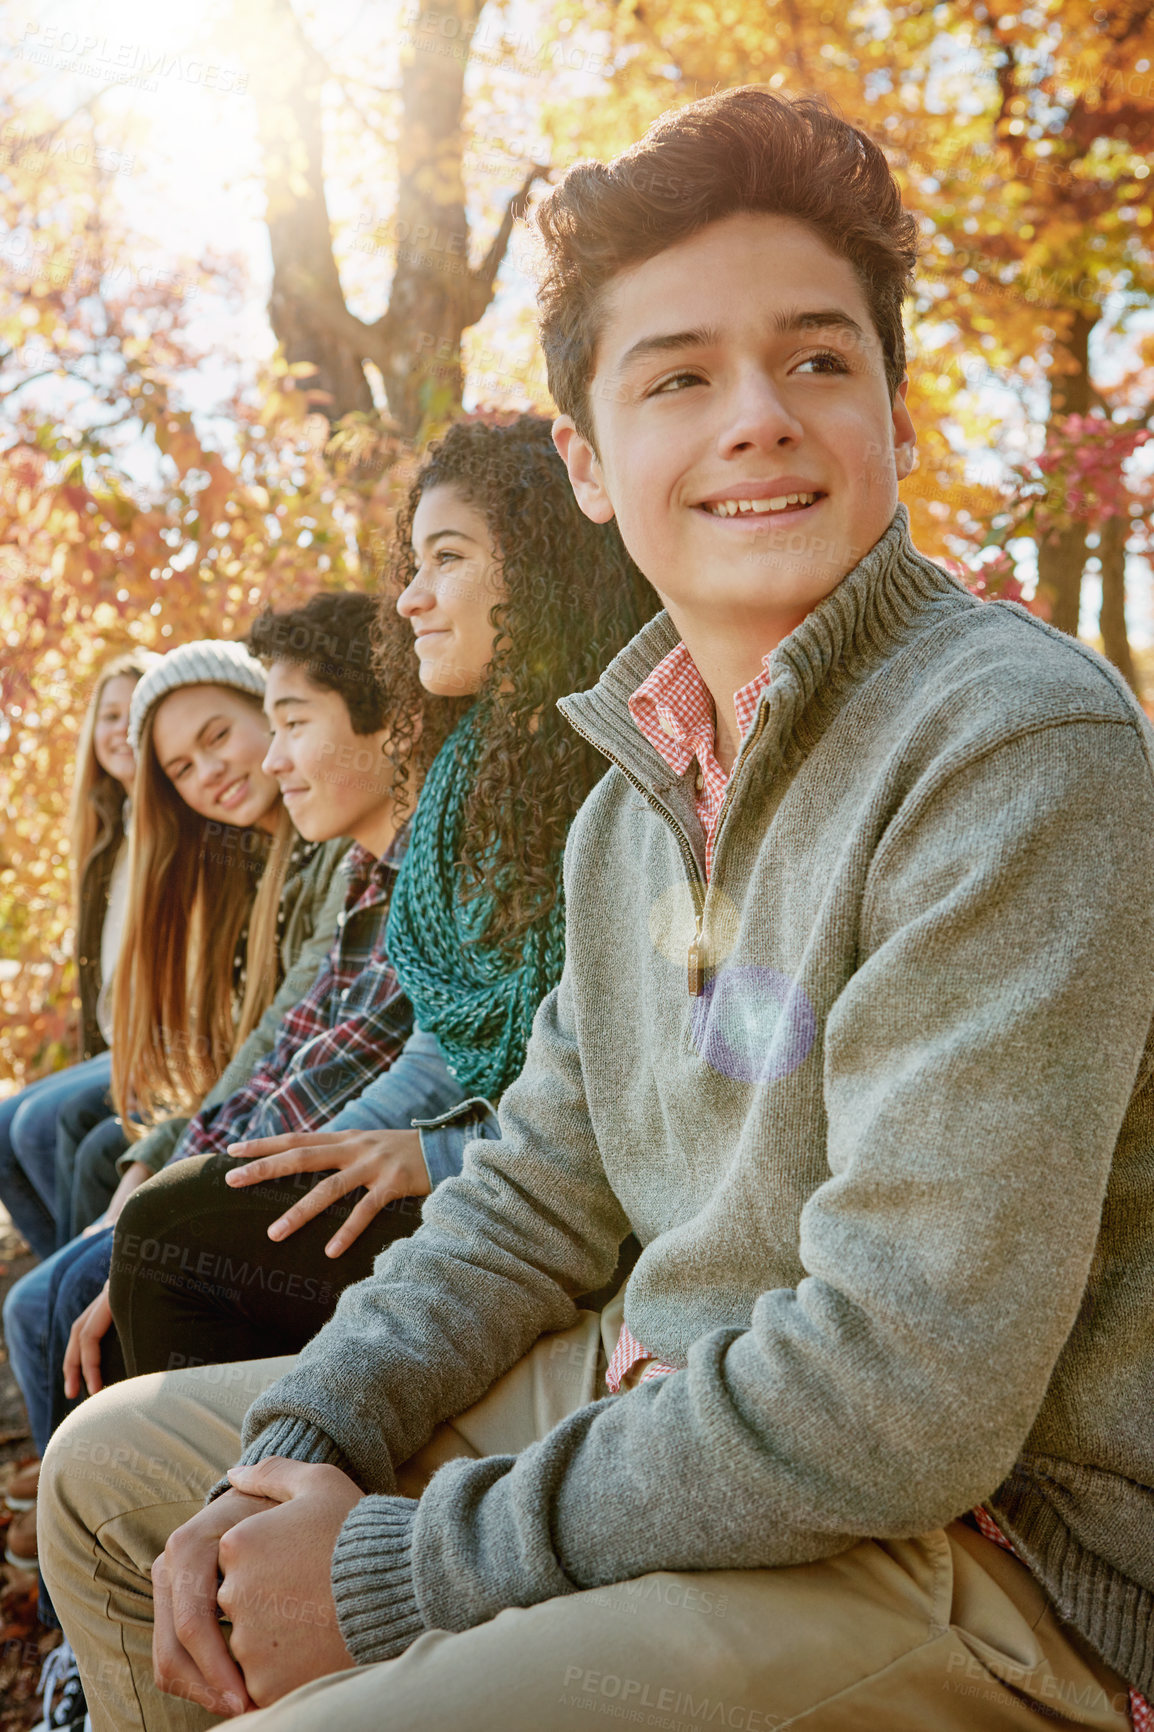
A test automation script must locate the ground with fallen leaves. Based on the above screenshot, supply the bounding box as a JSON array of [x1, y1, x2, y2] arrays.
[[0, 1207, 60, 1731]]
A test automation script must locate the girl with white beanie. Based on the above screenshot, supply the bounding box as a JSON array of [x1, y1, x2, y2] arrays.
[[2, 639, 349, 1578]]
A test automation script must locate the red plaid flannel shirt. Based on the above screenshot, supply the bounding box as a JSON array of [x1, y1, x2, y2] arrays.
[[621, 641, 1149, 1728], [173, 838, 412, 1162]]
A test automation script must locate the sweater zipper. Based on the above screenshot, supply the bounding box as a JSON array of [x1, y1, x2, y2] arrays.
[[707, 701, 772, 882], [564, 697, 773, 996], [689, 702, 772, 993], [687, 912, 705, 997], [561, 715, 706, 907]]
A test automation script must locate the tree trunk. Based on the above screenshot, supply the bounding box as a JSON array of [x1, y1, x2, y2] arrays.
[[241, 0, 374, 420], [377, 0, 483, 436], [235, 0, 542, 441], [1036, 309, 1094, 637], [1098, 512, 1139, 692]]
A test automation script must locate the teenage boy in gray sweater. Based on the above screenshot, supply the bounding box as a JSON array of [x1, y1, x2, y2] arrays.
[[40, 89, 1154, 1732]]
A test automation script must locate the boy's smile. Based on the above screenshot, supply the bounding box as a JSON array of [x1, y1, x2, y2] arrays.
[[554, 212, 916, 695], [263, 661, 395, 856]]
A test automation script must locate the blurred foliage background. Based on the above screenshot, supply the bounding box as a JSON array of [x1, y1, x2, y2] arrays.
[[2, 0, 1153, 1085]]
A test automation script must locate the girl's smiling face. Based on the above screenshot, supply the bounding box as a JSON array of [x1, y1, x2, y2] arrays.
[[151, 684, 280, 832], [397, 485, 506, 696], [92, 673, 139, 793]]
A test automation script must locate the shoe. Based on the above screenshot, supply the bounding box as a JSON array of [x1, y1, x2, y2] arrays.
[[4, 1501, 37, 1569], [4, 1455, 41, 1510], [31, 1638, 90, 1731]]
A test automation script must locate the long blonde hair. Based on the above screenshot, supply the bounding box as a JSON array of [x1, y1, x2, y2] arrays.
[[67, 651, 156, 901], [112, 687, 293, 1132]]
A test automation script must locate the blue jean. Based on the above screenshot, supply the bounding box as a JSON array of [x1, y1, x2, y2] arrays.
[[3, 1223, 118, 1629], [2, 1224, 116, 1459], [60, 1103, 128, 1244], [0, 1054, 112, 1260]]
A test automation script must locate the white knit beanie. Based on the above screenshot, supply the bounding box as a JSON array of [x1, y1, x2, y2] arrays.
[[128, 640, 267, 751]]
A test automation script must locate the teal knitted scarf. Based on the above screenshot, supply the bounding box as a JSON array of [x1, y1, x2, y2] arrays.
[[384, 707, 568, 1100]]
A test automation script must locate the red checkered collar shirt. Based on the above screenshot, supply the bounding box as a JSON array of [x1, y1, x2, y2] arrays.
[[618, 637, 1152, 1731], [626, 639, 773, 883]]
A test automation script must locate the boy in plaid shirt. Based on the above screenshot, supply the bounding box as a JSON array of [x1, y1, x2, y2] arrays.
[[13, 592, 462, 1444]]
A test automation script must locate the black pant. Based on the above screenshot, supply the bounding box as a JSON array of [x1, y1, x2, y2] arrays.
[[109, 1151, 427, 1375], [110, 1152, 643, 1378]]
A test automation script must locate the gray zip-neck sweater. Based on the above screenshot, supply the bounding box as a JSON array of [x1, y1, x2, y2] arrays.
[[236, 509, 1154, 1693]]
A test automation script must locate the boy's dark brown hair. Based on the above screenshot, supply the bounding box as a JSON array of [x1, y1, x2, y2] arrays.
[[249, 591, 386, 735], [534, 87, 918, 444]]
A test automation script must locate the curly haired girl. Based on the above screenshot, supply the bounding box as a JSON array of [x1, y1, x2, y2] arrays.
[[106, 414, 655, 1376]]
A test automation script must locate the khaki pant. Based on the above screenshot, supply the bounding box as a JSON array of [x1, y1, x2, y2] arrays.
[[40, 1304, 1131, 1732]]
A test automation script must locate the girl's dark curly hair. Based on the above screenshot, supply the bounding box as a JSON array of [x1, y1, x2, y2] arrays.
[[374, 413, 658, 958]]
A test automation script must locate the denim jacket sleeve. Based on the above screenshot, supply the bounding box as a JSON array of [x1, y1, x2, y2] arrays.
[[321, 1028, 472, 1183], [411, 1094, 501, 1189]]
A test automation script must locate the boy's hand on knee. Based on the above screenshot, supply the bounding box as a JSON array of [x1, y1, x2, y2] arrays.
[[215, 1459, 363, 1705], [153, 1487, 277, 1719], [225, 1128, 430, 1255]]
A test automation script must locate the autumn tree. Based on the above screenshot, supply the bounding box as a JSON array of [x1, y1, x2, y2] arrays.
[[0, 0, 567, 1087], [229, 0, 546, 436], [544, 0, 1154, 670], [4, 0, 1153, 1090], [903, 0, 1154, 646], [0, 90, 400, 1082]]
